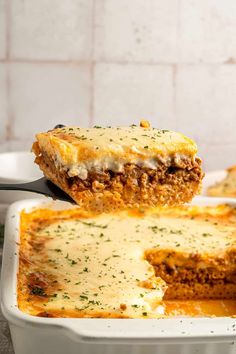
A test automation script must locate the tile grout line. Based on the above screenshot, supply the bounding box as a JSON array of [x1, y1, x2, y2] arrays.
[[5, 0, 13, 141], [5, 65, 11, 140], [0, 59, 92, 65], [5, 0, 10, 60], [1, 58, 236, 66], [88, 0, 96, 127], [89, 63, 95, 127], [172, 64, 177, 130], [173, 0, 182, 131]]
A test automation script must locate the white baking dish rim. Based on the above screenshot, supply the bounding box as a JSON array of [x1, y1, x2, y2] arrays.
[[1, 198, 236, 345]]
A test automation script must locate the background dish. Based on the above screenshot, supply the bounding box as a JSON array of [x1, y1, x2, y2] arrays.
[[0, 152, 44, 204], [201, 170, 227, 196]]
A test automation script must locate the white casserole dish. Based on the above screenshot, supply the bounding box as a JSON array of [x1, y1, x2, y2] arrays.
[[1, 197, 236, 354]]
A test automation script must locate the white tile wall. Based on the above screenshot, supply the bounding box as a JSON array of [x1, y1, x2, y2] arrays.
[[0, 0, 236, 171], [95, 0, 178, 62], [94, 63, 175, 128], [11, 0, 93, 60], [0, 0, 6, 59], [193, 141, 235, 172], [179, 0, 236, 63], [203, 143, 236, 171], [176, 65, 236, 144], [10, 63, 91, 139], [0, 139, 32, 153]]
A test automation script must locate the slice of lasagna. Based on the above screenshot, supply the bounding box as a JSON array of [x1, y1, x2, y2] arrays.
[[18, 204, 236, 318], [32, 121, 204, 210], [207, 166, 236, 198]]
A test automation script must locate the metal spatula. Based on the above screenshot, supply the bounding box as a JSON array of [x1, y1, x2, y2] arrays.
[[0, 177, 74, 203]]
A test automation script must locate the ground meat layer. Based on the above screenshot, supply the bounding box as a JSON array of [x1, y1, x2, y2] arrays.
[[163, 282, 236, 300], [34, 150, 203, 212], [151, 263, 236, 300]]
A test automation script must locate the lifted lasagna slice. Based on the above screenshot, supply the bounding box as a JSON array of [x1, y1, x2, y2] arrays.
[[32, 121, 203, 210]]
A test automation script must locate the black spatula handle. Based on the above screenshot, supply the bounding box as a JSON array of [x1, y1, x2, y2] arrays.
[[0, 177, 74, 203]]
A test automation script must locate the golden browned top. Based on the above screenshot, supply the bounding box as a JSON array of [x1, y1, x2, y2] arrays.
[[34, 123, 198, 179], [18, 204, 236, 318]]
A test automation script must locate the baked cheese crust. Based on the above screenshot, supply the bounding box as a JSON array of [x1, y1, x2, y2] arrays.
[[18, 204, 236, 318], [32, 122, 203, 210], [34, 125, 197, 177], [207, 166, 236, 198]]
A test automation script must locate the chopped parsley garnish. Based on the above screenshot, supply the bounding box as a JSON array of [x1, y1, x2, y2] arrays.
[[30, 287, 47, 297], [80, 295, 88, 300], [79, 221, 108, 229], [65, 253, 77, 265]]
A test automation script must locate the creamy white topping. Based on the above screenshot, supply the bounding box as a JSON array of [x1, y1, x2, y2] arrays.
[[37, 125, 198, 180], [58, 154, 191, 180], [29, 208, 235, 318]]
